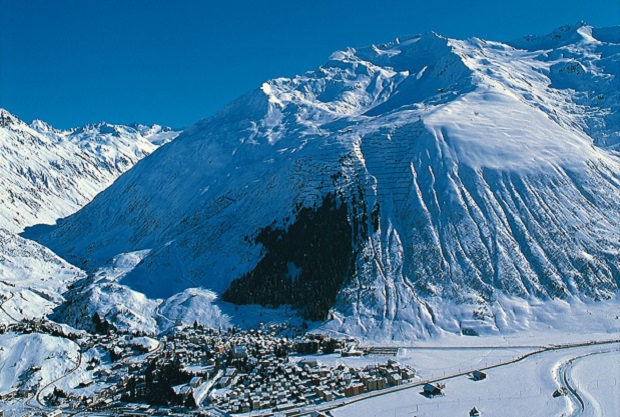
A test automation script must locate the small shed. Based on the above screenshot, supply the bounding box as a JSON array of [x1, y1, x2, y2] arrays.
[[553, 387, 567, 397], [423, 383, 443, 396], [469, 406, 481, 416], [472, 370, 487, 380]]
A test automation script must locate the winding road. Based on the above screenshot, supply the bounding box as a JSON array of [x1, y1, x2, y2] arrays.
[[24, 344, 83, 410], [0, 293, 18, 322], [557, 348, 619, 417], [10, 331, 618, 416]]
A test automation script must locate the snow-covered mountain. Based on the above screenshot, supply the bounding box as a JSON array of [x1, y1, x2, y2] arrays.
[[0, 229, 85, 324], [0, 111, 179, 324], [0, 109, 179, 232], [31, 23, 620, 339]]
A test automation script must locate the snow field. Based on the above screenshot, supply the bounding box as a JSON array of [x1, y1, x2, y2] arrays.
[[330, 343, 620, 417], [0, 333, 80, 398]]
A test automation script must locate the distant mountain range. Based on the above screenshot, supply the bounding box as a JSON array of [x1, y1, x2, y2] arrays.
[[15, 23, 620, 339], [0, 110, 179, 325], [0, 109, 179, 232]]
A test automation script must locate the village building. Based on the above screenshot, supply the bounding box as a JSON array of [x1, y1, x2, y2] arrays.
[[423, 383, 443, 397], [189, 376, 203, 388], [470, 406, 481, 416], [344, 382, 364, 397], [472, 370, 487, 380]]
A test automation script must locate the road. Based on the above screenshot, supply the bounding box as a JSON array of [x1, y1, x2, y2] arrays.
[[9, 332, 618, 416], [558, 355, 585, 417], [24, 343, 83, 410], [22, 334, 164, 416], [557, 348, 619, 417], [0, 293, 18, 322]]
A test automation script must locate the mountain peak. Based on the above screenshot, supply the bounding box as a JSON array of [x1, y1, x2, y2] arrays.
[[0, 108, 22, 129], [28, 25, 620, 338], [30, 119, 62, 135], [0, 111, 178, 232], [72, 122, 119, 136], [508, 21, 616, 50], [326, 30, 454, 74]]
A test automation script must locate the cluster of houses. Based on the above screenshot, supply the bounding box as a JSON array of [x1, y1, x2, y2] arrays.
[[102, 323, 417, 414], [0, 317, 78, 339], [209, 355, 417, 414], [35, 331, 160, 410], [3, 320, 425, 415]]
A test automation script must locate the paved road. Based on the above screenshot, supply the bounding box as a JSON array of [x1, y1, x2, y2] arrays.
[[24, 343, 83, 410], [12, 332, 620, 416]]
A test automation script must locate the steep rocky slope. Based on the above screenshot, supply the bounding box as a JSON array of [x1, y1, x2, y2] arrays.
[[0, 109, 179, 232]]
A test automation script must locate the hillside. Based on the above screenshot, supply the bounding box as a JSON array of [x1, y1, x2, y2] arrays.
[[0, 109, 179, 232], [30, 23, 620, 339], [0, 110, 179, 324]]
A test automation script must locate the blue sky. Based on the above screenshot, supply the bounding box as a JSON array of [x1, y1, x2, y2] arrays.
[[1, 0, 618, 129]]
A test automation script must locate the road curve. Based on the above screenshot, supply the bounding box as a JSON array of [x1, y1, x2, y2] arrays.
[[557, 348, 619, 417], [24, 343, 83, 410]]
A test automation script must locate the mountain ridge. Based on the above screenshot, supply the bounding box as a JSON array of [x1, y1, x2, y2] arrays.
[[0, 109, 180, 326], [28, 23, 620, 338], [0, 108, 180, 232]]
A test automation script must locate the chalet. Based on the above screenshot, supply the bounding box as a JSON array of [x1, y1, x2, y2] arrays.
[[400, 367, 416, 379], [178, 385, 193, 401], [423, 383, 443, 397], [469, 406, 481, 416], [472, 370, 487, 381], [315, 387, 333, 401], [387, 373, 402, 386]]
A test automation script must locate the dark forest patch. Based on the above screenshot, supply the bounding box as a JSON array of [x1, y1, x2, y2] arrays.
[[222, 194, 355, 320]]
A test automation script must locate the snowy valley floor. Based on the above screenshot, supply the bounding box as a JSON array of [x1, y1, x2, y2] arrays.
[[0, 296, 618, 416], [319, 335, 620, 417]]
